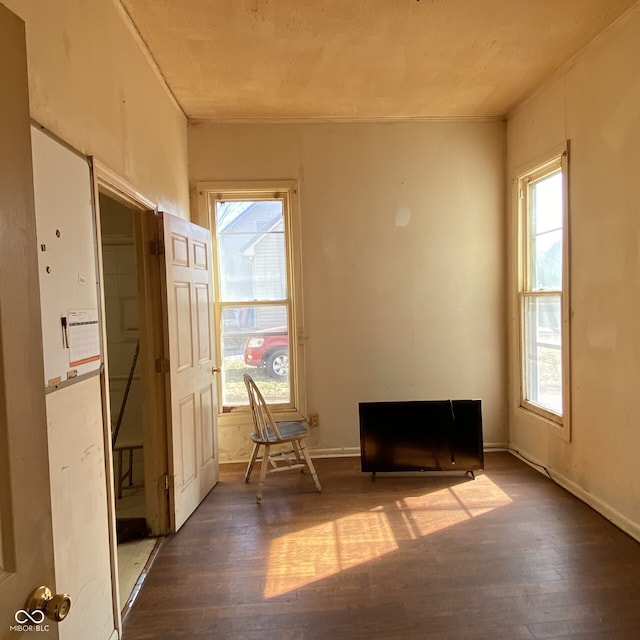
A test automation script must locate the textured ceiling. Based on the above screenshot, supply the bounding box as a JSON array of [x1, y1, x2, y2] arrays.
[[119, 0, 638, 120]]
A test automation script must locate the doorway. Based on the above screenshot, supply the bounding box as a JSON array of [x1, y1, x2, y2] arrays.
[[95, 176, 219, 615], [97, 190, 166, 612], [99, 194, 146, 523]]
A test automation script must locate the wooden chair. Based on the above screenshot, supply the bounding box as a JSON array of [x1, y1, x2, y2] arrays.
[[243, 374, 321, 503]]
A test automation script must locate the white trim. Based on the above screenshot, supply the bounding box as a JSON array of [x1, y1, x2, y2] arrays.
[[197, 179, 298, 197], [198, 180, 307, 423], [90, 164, 123, 638], [91, 162, 162, 637], [514, 142, 571, 440], [93, 158, 157, 212], [188, 115, 506, 125], [508, 449, 640, 543], [310, 447, 361, 459]]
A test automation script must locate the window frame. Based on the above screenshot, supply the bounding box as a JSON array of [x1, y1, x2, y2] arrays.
[[516, 143, 571, 436], [197, 180, 307, 425]]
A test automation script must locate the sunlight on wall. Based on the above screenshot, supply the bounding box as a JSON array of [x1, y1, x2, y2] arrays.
[[264, 476, 512, 598]]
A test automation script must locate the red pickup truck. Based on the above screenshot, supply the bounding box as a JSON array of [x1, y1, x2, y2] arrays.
[[243, 328, 289, 380]]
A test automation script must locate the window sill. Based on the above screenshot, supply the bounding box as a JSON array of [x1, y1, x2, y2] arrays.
[[517, 403, 571, 442]]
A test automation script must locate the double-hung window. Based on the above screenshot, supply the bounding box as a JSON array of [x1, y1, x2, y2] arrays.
[[517, 145, 570, 430], [199, 181, 305, 418]]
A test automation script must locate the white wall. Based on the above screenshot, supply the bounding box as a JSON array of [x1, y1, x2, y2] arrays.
[[1, 1, 190, 638], [3, 0, 189, 216], [189, 120, 507, 460], [46, 379, 115, 640], [507, 6, 640, 538]]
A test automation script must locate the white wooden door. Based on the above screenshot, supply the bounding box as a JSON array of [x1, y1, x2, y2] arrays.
[[161, 212, 219, 531], [0, 5, 59, 637]]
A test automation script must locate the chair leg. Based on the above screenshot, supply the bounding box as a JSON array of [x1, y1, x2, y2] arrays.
[[256, 444, 270, 504], [292, 440, 304, 471], [299, 439, 321, 492], [245, 442, 260, 483]]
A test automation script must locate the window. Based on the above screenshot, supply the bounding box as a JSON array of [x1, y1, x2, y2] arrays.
[[517, 146, 570, 428], [200, 182, 305, 417]]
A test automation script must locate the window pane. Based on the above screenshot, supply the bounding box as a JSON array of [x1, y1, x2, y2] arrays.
[[220, 304, 290, 407], [523, 295, 562, 415], [533, 229, 562, 290], [529, 170, 563, 291], [531, 171, 562, 234], [216, 200, 286, 302]]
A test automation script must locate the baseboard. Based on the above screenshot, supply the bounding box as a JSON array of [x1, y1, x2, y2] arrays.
[[483, 442, 509, 451], [310, 447, 360, 458], [220, 447, 361, 464], [312, 444, 508, 458], [508, 448, 640, 544], [220, 444, 509, 464]]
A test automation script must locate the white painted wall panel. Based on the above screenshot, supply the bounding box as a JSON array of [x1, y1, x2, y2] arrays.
[[507, 6, 640, 538], [46, 377, 114, 640], [189, 120, 507, 459]]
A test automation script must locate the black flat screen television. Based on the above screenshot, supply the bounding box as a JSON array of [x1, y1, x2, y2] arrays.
[[359, 400, 484, 474]]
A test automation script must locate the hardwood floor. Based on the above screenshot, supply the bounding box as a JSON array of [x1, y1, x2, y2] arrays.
[[122, 452, 640, 639]]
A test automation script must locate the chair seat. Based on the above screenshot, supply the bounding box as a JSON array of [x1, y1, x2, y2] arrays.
[[250, 421, 309, 444]]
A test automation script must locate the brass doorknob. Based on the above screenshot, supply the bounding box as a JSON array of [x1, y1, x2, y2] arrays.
[[211, 367, 221, 374], [25, 586, 71, 622]]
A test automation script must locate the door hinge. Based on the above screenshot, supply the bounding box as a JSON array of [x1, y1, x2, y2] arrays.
[[155, 357, 170, 374], [150, 240, 164, 256], [160, 474, 174, 491]]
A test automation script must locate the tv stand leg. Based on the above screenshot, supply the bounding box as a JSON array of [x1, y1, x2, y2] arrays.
[[371, 472, 376, 482], [466, 470, 476, 480]]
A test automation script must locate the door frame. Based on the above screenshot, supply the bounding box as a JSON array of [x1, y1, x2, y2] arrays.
[[90, 160, 170, 624]]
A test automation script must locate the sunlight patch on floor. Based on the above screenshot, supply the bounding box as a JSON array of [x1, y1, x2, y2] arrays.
[[401, 475, 513, 537], [264, 475, 512, 598], [264, 508, 398, 598]]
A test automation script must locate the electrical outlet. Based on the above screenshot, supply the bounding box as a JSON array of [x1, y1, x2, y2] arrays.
[[308, 413, 319, 428]]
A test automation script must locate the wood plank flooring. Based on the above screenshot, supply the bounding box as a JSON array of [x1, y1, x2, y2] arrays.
[[122, 452, 640, 639]]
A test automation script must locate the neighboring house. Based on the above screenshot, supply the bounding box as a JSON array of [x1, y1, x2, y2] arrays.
[[217, 200, 287, 333]]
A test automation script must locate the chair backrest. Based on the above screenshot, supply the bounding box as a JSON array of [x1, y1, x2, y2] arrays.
[[243, 374, 281, 441]]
